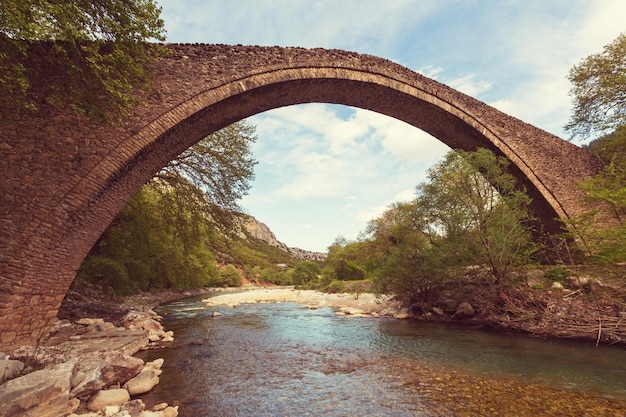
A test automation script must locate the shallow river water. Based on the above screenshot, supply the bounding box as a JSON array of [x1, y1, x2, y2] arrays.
[[138, 294, 626, 416]]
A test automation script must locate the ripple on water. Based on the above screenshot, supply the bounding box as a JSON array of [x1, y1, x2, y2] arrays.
[[137, 297, 626, 417]]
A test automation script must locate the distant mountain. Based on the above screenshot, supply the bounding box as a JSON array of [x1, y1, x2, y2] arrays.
[[237, 214, 327, 262]]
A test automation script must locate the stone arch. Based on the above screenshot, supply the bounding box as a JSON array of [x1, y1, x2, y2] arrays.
[[0, 44, 600, 349]]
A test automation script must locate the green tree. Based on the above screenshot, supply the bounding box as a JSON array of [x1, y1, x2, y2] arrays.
[[571, 127, 626, 262], [155, 121, 258, 228], [415, 149, 536, 282], [364, 202, 444, 303], [77, 184, 219, 295], [564, 33, 626, 263], [0, 0, 166, 117], [565, 33, 626, 140], [218, 265, 243, 288], [325, 236, 367, 282], [291, 261, 321, 286]]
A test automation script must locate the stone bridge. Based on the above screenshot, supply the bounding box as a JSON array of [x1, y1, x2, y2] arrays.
[[0, 44, 600, 349]]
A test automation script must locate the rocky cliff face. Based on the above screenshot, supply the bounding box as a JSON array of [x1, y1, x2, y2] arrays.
[[238, 214, 326, 262]]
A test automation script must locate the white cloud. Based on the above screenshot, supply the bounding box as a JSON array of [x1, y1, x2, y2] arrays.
[[447, 75, 493, 97]]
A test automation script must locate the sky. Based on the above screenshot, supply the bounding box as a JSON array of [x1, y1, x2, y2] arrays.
[[159, 0, 626, 253]]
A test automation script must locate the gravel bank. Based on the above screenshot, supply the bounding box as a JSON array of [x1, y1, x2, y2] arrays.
[[202, 287, 405, 317]]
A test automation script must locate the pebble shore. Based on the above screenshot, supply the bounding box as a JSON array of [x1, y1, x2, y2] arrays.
[[203, 287, 409, 318]]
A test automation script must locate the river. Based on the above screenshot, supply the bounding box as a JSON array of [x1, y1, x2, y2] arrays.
[[137, 293, 626, 416]]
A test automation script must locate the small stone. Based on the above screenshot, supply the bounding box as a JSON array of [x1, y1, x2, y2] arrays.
[[153, 402, 168, 411], [432, 306, 445, 316], [139, 411, 162, 417], [212, 311, 222, 317], [104, 404, 120, 416], [551, 281, 564, 290], [162, 406, 179, 417], [455, 301, 475, 318], [526, 269, 544, 287], [121, 399, 146, 415], [394, 313, 411, 319]]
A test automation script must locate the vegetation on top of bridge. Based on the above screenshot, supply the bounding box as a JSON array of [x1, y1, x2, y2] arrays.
[[0, 0, 166, 119]]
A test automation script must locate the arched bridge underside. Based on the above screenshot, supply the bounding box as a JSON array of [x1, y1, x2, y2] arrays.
[[0, 44, 600, 349]]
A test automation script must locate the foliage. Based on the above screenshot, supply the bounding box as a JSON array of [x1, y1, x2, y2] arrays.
[[291, 261, 322, 286], [77, 184, 220, 295], [363, 202, 446, 303], [217, 265, 243, 288], [156, 121, 258, 228], [414, 149, 536, 282], [569, 126, 626, 263], [0, 0, 167, 118], [564, 32, 626, 262], [565, 33, 626, 140], [544, 267, 572, 285], [325, 236, 367, 281], [257, 266, 293, 286], [326, 281, 345, 293]]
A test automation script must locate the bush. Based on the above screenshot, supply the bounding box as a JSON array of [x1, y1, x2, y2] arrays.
[[291, 261, 321, 286], [77, 256, 137, 296], [218, 265, 243, 287], [544, 267, 572, 284], [326, 281, 345, 293]]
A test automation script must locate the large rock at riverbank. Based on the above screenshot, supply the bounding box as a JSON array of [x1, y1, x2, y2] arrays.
[[0, 359, 76, 417], [87, 388, 130, 411]]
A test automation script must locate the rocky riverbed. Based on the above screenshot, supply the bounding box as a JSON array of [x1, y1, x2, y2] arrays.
[[0, 309, 178, 417]]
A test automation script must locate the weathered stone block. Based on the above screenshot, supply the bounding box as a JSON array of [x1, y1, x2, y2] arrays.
[[0, 359, 76, 417]]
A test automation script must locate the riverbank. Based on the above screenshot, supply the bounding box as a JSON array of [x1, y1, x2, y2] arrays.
[[59, 269, 626, 346], [0, 308, 180, 417], [202, 287, 407, 317]]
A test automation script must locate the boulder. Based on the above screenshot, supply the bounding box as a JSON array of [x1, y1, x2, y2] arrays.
[[87, 388, 130, 411], [10, 345, 70, 368], [124, 369, 160, 395], [0, 359, 24, 383], [438, 298, 458, 313], [454, 301, 475, 318], [393, 312, 411, 319], [0, 359, 76, 417], [144, 358, 164, 371], [78, 350, 144, 386], [526, 269, 544, 287], [70, 364, 103, 398]]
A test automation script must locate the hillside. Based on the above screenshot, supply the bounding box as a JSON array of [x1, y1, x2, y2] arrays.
[[236, 214, 326, 262]]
